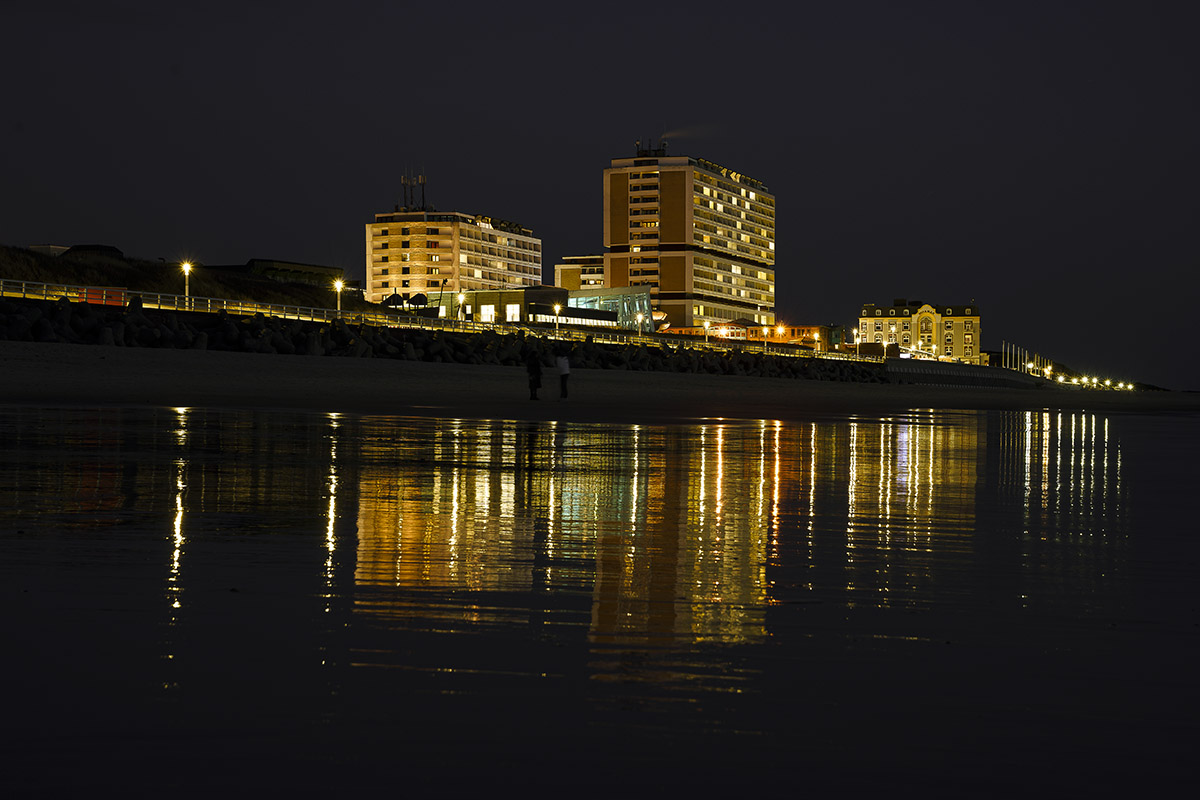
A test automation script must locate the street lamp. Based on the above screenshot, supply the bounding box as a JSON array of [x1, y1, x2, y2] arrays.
[[815, 331, 821, 353], [181, 262, 192, 309], [703, 319, 710, 344], [554, 303, 562, 337], [636, 312, 643, 335], [762, 325, 769, 354], [334, 279, 344, 316]]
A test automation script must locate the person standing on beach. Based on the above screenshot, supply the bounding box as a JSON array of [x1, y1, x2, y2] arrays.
[[555, 350, 570, 400], [526, 352, 542, 400]]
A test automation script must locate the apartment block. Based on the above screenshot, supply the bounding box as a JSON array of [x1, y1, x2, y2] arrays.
[[364, 210, 542, 306], [559, 143, 776, 330]]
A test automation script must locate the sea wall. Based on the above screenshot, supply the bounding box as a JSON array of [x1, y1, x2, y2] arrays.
[[0, 296, 887, 384], [885, 357, 1045, 389]]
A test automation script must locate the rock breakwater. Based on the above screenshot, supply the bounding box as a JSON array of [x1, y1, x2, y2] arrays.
[[0, 295, 886, 383]]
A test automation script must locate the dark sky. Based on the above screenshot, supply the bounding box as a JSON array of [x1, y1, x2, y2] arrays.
[[3, 1, 1197, 389]]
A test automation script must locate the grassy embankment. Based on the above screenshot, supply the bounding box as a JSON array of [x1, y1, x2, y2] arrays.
[[0, 244, 377, 313]]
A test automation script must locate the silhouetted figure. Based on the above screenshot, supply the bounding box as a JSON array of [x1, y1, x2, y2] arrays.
[[555, 350, 570, 400], [526, 352, 542, 400]]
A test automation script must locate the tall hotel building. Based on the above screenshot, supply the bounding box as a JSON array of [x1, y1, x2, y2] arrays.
[[558, 143, 776, 328], [364, 210, 542, 305]]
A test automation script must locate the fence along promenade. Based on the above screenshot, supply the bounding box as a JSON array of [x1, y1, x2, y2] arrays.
[[0, 277, 876, 362]]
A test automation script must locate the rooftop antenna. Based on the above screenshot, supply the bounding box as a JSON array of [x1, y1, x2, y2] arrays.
[[419, 174, 426, 210]]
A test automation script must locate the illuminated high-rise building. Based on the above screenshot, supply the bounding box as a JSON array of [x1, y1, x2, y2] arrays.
[[364, 205, 542, 307], [558, 142, 776, 329]]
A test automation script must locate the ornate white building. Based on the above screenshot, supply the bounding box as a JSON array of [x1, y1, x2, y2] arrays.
[[859, 299, 982, 364]]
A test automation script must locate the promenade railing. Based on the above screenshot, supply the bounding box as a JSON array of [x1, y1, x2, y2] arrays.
[[0, 277, 883, 363]]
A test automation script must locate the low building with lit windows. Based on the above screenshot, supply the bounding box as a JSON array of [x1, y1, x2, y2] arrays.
[[364, 210, 542, 306], [555, 254, 605, 291], [858, 299, 982, 364]]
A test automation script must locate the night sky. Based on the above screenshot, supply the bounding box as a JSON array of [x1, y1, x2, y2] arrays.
[[4, 1, 1197, 389]]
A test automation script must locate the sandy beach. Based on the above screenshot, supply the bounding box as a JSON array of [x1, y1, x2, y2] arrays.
[[2, 340, 1196, 422]]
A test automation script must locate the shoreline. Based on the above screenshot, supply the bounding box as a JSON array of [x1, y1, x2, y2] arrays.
[[2, 340, 1197, 423]]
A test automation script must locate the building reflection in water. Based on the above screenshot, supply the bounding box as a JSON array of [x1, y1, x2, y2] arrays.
[[841, 412, 981, 607], [992, 410, 1128, 602], [0, 406, 1128, 687], [352, 419, 775, 649]]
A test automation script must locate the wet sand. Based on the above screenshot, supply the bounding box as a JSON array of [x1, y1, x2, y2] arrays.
[[2, 340, 1197, 421]]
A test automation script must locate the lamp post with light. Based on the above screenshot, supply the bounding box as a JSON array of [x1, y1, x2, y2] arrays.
[[554, 303, 561, 337], [762, 326, 769, 354], [704, 319, 710, 345], [181, 262, 192, 310], [636, 312, 644, 337], [334, 279, 344, 317]]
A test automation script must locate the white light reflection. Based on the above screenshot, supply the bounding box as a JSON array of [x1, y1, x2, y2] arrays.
[[630, 425, 640, 527], [169, 459, 186, 612], [324, 413, 340, 613], [167, 404, 189, 617]]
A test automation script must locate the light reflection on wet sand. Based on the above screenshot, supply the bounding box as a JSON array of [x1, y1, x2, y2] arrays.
[[1, 406, 1193, 792]]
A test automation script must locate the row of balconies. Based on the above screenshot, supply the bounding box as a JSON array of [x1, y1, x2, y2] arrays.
[[693, 203, 775, 233]]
